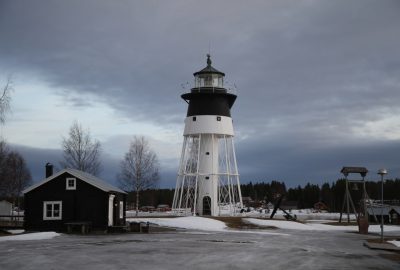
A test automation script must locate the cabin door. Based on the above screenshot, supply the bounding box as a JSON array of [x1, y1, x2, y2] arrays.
[[108, 194, 115, 226]]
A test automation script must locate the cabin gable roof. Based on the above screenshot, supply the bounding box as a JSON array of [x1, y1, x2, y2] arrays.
[[23, 168, 126, 194]]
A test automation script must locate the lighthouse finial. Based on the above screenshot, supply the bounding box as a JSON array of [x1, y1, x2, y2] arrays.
[[207, 54, 211, 66]]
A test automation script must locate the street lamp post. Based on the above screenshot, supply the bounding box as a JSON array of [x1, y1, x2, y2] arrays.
[[377, 168, 387, 243]]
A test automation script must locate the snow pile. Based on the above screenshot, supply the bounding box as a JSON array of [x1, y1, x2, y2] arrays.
[[128, 216, 289, 236], [6, 229, 24, 234], [128, 216, 400, 235], [244, 218, 400, 233], [244, 209, 357, 221], [244, 219, 317, 231], [388, 240, 400, 247], [126, 211, 173, 217], [128, 216, 227, 231], [0, 232, 60, 242]]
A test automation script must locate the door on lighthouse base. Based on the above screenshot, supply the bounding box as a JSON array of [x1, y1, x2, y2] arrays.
[[202, 196, 212, 215]]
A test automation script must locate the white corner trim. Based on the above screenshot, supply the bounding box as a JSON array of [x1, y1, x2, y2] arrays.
[[108, 195, 115, 226], [119, 201, 124, 219]]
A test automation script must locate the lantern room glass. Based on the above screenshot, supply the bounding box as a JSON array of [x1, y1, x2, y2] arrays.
[[195, 74, 223, 88]]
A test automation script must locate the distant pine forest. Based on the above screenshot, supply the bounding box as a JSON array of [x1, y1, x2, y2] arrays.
[[133, 179, 400, 212]]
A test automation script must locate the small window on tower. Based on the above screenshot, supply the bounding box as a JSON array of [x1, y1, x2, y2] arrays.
[[193, 117, 196, 121], [216, 116, 221, 121], [206, 152, 210, 155], [205, 176, 210, 180]]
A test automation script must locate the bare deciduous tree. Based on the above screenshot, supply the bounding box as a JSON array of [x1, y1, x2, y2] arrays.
[[0, 76, 13, 125], [118, 136, 159, 216], [0, 140, 31, 209], [61, 121, 102, 175], [4, 151, 32, 208], [0, 139, 10, 195]]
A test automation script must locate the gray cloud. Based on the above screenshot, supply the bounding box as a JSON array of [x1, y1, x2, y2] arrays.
[[10, 144, 62, 180], [1, 0, 400, 187], [236, 136, 400, 186]]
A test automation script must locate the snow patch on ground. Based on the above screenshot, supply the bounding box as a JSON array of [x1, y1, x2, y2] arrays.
[[128, 216, 227, 231], [126, 211, 173, 217], [229, 229, 289, 236], [245, 219, 317, 231], [128, 215, 400, 235], [6, 229, 24, 234], [129, 210, 357, 222], [244, 210, 357, 221], [128, 216, 289, 235], [129, 215, 400, 235], [388, 240, 400, 247], [305, 220, 334, 224], [244, 218, 400, 233], [0, 232, 60, 242]]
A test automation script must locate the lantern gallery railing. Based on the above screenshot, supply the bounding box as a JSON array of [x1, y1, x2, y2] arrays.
[[180, 83, 238, 95]]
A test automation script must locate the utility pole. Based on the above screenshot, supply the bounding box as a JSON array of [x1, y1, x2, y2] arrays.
[[378, 168, 387, 243]]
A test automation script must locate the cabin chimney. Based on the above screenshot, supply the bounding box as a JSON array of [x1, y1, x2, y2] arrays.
[[45, 163, 53, 178]]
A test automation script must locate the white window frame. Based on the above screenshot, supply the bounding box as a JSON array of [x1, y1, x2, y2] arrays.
[[119, 201, 124, 219], [43, 201, 62, 220], [66, 177, 76, 190]]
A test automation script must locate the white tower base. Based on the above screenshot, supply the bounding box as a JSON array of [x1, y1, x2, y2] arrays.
[[172, 118, 243, 216]]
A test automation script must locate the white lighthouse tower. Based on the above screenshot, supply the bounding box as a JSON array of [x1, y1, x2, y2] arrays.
[[172, 55, 243, 216]]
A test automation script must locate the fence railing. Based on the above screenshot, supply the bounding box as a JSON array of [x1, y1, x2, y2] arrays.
[[0, 215, 24, 228]]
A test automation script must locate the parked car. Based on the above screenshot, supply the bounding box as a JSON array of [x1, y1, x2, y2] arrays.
[[140, 206, 155, 212], [156, 204, 171, 212]]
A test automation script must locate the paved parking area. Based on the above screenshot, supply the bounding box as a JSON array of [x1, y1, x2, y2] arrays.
[[0, 229, 399, 270]]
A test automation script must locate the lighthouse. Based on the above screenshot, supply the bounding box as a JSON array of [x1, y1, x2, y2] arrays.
[[172, 55, 243, 216]]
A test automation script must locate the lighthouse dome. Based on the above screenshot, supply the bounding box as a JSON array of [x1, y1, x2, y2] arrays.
[[193, 54, 225, 88]]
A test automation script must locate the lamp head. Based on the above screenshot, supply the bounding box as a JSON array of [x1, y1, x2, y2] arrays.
[[377, 168, 387, 176]]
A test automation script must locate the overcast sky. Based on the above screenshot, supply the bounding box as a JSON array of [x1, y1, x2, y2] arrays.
[[1, 0, 399, 188]]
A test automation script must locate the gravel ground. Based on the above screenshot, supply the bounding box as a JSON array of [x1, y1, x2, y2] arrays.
[[0, 229, 399, 270]]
